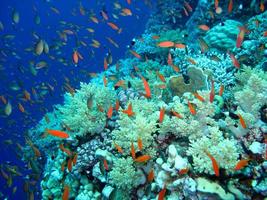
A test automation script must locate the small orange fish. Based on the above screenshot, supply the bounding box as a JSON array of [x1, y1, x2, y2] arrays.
[[107, 106, 113, 119], [114, 142, 123, 154], [114, 80, 125, 88], [121, 8, 132, 16], [127, 0, 131, 4], [260, 1, 265, 12], [187, 58, 197, 65], [122, 103, 135, 117], [171, 65, 180, 72], [107, 22, 119, 31], [46, 129, 69, 139], [159, 108, 165, 123], [129, 50, 141, 59], [97, 104, 104, 112], [188, 101, 196, 115], [62, 185, 69, 200], [174, 43, 186, 48], [115, 100, 120, 111], [67, 158, 73, 172], [238, 114, 247, 129], [103, 76, 107, 87], [152, 35, 160, 40], [219, 85, 224, 96], [171, 110, 183, 118], [135, 155, 151, 163], [59, 144, 72, 156], [210, 80, 215, 103], [131, 142, 136, 159], [73, 50, 79, 65], [101, 10, 108, 20], [228, 52, 240, 68], [158, 185, 166, 200], [0, 95, 7, 104], [205, 151, 219, 177], [72, 153, 78, 165], [90, 16, 99, 23], [179, 167, 189, 175], [104, 57, 108, 70], [228, 0, 233, 13], [198, 25, 210, 31], [215, 0, 219, 9], [147, 169, 154, 182], [193, 92, 205, 102], [167, 52, 173, 66], [263, 31, 267, 37], [137, 137, 143, 151], [141, 76, 151, 98], [157, 41, 174, 48], [18, 103, 25, 113], [236, 26, 245, 48], [234, 159, 249, 170], [103, 159, 109, 171], [156, 71, 166, 82]]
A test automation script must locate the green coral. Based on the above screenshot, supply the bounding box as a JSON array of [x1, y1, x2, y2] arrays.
[[57, 82, 116, 137]]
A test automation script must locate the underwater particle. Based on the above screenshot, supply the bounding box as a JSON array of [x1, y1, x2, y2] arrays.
[[12, 10, 19, 24]]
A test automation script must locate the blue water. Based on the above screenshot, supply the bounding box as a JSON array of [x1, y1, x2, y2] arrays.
[[0, 0, 152, 198]]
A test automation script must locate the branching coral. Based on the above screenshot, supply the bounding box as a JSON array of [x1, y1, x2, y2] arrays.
[[57, 82, 116, 137]]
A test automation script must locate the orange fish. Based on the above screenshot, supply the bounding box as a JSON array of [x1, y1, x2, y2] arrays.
[[147, 169, 154, 182], [103, 159, 109, 171], [198, 25, 210, 31], [179, 168, 189, 175], [228, 0, 233, 13], [137, 138, 143, 151], [236, 26, 245, 48], [141, 76, 151, 98], [46, 129, 69, 139], [114, 142, 123, 154], [187, 58, 197, 65], [114, 80, 125, 88], [234, 159, 249, 170], [156, 71, 166, 82], [171, 65, 180, 72], [122, 8, 132, 16], [129, 50, 141, 59], [152, 35, 160, 40], [107, 22, 119, 31], [67, 158, 73, 172], [193, 92, 205, 102], [188, 101, 196, 115], [215, 0, 219, 9], [107, 106, 113, 119], [157, 41, 175, 48], [101, 10, 108, 20], [264, 31, 267, 37], [159, 108, 165, 123], [171, 110, 183, 118], [167, 52, 173, 66], [238, 114, 247, 129], [59, 144, 72, 156], [115, 100, 120, 111], [135, 155, 151, 163], [18, 103, 25, 113], [228, 52, 240, 68], [72, 153, 78, 165], [73, 50, 79, 65], [90, 16, 99, 23], [219, 85, 224, 96], [104, 57, 108, 70], [205, 151, 219, 177], [23, 90, 31, 101], [175, 43, 186, 48], [0, 95, 7, 104], [210, 80, 215, 103], [127, 0, 131, 4], [122, 103, 135, 117], [97, 104, 104, 112], [103, 76, 107, 87], [62, 185, 69, 200], [131, 142, 136, 159], [158, 185, 166, 200], [260, 1, 265, 12]]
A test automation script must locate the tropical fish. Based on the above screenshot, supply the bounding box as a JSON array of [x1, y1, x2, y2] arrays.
[[67, 158, 73, 172], [157, 41, 174, 48], [115, 100, 120, 111], [147, 169, 154, 182], [188, 101, 196, 115], [260, 1, 265, 12], [205, 151, 219, 177], [72, 153, 78, 165], [219, 85, 224, 96], [236, 26, 245, 48], [46, 129, 69, 139], [171, 110, 183, 118], [122, 103, 135, 117], [131, 142, 136, 159], [158, 185, 166, 200], [18, 103, 25, 113], [234, 159, 249, 170], [159, 108, 165, 123], [238, 114, 247, 129], [193, 92, 205, 102], [228, 0, 233, 13], [198, 25, 210, 31], [4, 102, 12, 116], [179, 168, 189, 175], [107, 106, 113, 119], [141, 76, 151, 98], [103, 76, 107, 87], [129, 50, 141, 59], [209, 80, 215, 103], [72, 50, 79, 66], [104, 57, 108, 70], [121, 8, 132, 16], [137, 138, 143, 151], [175, 43, 186, 48], [156, 71, 166, 82], [228, 52, 240, 68], [114, 142, 123, 154], [59, 144, 72, 156], [135, 155, 151, 163], [62, 185, 69, 200], [103, 159, 108, 171], [107, 22, 119, 31], [35, 40, 44, 55]]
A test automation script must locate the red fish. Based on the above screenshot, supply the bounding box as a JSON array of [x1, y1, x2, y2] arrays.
[[158, 185, 166, 200], [159, 108, 165, 123], [198, 25, 210, 31], [129, 50, 141, 59], [179, 168, 189, 175], [229, 52, 240, 68], [107, 106, 113, 119], [67, 158, 73, 172], [219, 85, 224, 96], [147, 169, 154, 182], [103, 76, 107, 87], [135, 155, 151, 163], [167, 52, 173, 66], [193, 92, 205, 102], [46, 129, 69, 139], [228, 0, 233, 13], [234, 159, 249, 170], [137, 137, 143, 151], [156, 71, 166, 83], [72, 153, 78, 165], [141, 76, 151, 98], [188, 101, 196, 115], [238, 114, 247, 129], [131, 142, 136, 159], [103, 159, 109, 171], [236, 26, 245, 48], [205, 151, 219, 177], [73, 50, 79, 65], [18, 103, 25, 113], [157, 41, 174, 48], [114, 142, 123, 154], [122, 103, 135, 117], [260, 1, 265, 12], [171, 110, 183, 118], [175, 43, 186, 48], [107, 22, 119, 31], [62, 185, 69, 200], [104, 57, 108, 70], [210, 80, 215, 103], [115, 100, 120, 111]]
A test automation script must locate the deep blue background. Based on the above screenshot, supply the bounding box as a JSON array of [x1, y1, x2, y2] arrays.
[[0, 0, 153, 198]]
